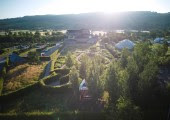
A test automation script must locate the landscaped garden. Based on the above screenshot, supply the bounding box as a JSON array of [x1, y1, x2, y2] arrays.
[[2, 62, 47, 94]]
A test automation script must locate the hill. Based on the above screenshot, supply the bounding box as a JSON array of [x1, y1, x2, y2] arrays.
[[0, 11, 170, 30]]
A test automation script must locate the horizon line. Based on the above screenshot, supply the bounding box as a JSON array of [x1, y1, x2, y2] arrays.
[[1, 11, 170, 20]]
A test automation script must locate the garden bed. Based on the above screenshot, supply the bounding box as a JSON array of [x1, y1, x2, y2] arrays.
[[54, 56, 66, 69], [2, 62, 47, 94]]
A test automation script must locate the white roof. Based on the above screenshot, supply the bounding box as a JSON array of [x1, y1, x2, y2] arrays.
[[115, 39, 135, 50], [79, 79, 88, 91]]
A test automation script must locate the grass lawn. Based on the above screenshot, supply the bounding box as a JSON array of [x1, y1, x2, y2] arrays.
[[2, 62, 47, 94], [2, 89, 74, 113]]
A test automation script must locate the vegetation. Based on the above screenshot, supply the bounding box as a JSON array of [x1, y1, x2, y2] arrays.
[[0, 77, 4, 95], [1, 12, 170, 30], [0, 24, 170, 120], [104, 42, 170, 120], [54, 56, 66, 69], [2, 63, 47, 94], [0, 31, 64, 50]]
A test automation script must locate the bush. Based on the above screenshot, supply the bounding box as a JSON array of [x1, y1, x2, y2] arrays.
[[42, 74, 60, 85], [39, 56, 51, 61], [60, 74, 69, 84], [0, 112, 53, 120], [50, 60, 57, 73], [39, 73, 71, 94], [50, 50, 59, 61], [0, 77, 4, 95], [40, 82, 72, 94], [116, 97, 142, 120], [54, 68, 70, 75], [0, 82, 40, 103], [50, 50, 60, 73], [0, 112, 106, 120], [1, 67, 6, 78]]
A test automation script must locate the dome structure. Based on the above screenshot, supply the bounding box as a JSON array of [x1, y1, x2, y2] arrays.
[[154, 37, 164, 43], [115, 39, 135, 50]]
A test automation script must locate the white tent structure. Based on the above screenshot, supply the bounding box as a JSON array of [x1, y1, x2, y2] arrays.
[[154, 37, 164, 43], [115, 39, 135, 50], [79, 79, 88, 91]]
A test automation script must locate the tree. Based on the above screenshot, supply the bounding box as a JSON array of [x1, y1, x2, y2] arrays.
[[120, 48, 130, 68], [133, 42, 151, 72], [126, 57, 139, 101], [152, 43, 168, 57], [65, 53, 74, 68], [45, 32, 50, 36], [79, 55, 89, 79], [106, 61, 120, 105], [27, 51, 39, 63], [69, 66, 80, 95], [116, 96, 142, 120], [138, 61, 158, 94], [87, 58, 104, 100]]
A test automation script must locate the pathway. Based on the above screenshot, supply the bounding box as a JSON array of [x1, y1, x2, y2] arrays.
[[43, 60, 51, 78]]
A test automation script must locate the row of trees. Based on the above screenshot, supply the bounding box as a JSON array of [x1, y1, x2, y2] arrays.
[[0, 31, 65, 50], [101, 30, 170, 45]]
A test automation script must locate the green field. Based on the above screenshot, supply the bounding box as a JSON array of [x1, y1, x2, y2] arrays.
[[2, 89, 74, 113], [2, 62, 47, 94]]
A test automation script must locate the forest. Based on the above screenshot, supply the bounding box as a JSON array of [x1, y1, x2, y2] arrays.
[[1, 11, 170, 30], [66, 39, 170, 120]]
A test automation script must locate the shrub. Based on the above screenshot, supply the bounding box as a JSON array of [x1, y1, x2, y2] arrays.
[[54, 68, 70, 76], [42, 74, 60, 85], [1, 67, 6, 78], [50, 60, 55, 73], [0, 112, 106, 120], [50, 50, 59, 61], [39, 56, 51, 61], [60, 74, 69, 84], [0, 77, 4, 95], [40, 82, 72, 94], [0, 82, 40, 103]]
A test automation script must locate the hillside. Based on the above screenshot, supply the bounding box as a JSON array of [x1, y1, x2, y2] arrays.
[[0, 11, 170, 30]]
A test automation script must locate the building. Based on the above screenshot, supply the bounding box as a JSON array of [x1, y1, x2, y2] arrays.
[[115, 39, 135, 50], [154, 37, 164, 44], [66, 29, 92, 43], [67, 29, 90, 39], [9, 53, 25, 64], [79, 79, 92, 101]]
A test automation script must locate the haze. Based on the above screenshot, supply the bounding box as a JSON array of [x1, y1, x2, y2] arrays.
[[0, 0, 170, 19]]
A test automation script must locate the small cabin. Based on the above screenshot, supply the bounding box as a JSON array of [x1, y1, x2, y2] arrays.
[[79, 79, 92, 101]]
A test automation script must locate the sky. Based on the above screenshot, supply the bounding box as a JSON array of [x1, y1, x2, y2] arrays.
[[0, 0, 170, 19]]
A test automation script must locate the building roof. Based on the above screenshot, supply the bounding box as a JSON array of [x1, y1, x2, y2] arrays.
[[9, 53, 25, 63], [79, 79, 88, 91], [115, 39, 135, 50], [154, 37, 164, 43]]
